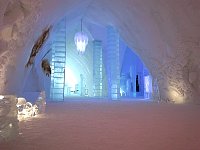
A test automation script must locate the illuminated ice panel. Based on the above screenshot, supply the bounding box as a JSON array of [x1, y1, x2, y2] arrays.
[[144, 75, 152, 99]]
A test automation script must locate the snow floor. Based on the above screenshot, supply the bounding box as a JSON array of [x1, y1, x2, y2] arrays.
[[1, 99, 200, 150]]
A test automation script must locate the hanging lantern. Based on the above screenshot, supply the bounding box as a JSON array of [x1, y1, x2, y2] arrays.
[[74, 19, 88, 54]]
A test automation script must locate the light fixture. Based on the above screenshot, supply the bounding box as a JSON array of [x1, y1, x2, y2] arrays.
[[0, 95, 4, 99], [74, 19, 88, 54]]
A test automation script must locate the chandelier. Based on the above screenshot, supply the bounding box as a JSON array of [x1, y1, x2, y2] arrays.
[[74, 19, 88, 54]]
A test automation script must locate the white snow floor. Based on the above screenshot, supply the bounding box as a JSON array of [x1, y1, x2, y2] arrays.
[[1, 99, 200, 150]]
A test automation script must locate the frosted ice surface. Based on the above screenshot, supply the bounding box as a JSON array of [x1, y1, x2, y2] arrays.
[[1, 100, 200, 149], [0, 95, 18, 142]]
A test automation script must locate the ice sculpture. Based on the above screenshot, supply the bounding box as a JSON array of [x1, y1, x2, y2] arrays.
[[0, 92, 46, 141], [17, 91, 46, 121], [0, 95, 18, 142], [17, 98, 39, 120]]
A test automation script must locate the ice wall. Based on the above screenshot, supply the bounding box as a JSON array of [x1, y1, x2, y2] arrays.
[[0, 0, 200, 103], [0, 95, 18, 142]]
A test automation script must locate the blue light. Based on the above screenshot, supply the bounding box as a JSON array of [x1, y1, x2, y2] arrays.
[[74, 32, 88, 53]]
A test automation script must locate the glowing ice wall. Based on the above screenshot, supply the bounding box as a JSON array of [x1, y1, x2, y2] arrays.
[[120, 47, 151, 99], [50, 18, 66, 101], [106, 26, 120, 100], [64, 21, 93, 98]]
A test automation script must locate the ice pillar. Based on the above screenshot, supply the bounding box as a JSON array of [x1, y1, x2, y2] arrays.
[[106, 26, 120, 100], [93, 40, 103, 97], [50, 18, 67, 101]]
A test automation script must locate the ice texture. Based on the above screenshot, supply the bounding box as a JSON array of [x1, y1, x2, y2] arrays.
[[0, 95, 18, 142], [0, 0, 200, 103]]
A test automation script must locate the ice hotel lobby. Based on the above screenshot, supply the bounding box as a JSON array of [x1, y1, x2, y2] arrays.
[[0, 0, 200, 149]]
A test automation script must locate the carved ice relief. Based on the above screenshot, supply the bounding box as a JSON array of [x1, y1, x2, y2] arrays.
[[26, 26, 52, 76]]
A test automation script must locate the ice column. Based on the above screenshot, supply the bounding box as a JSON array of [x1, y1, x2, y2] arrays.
[[106, 26, 120, 100], [50, 18, 67, 101], [144, 75, 152, 99], [129, 66, 136, 97], [93, 40, 103, 97]]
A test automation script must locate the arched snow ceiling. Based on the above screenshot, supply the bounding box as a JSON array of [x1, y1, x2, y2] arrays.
[[0, 0, 200, 103]]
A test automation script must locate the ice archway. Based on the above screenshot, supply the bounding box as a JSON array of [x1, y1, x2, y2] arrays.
[[0, 0, 200, 103]]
